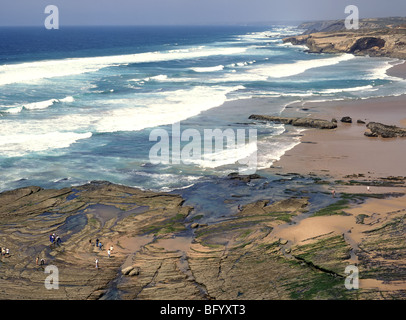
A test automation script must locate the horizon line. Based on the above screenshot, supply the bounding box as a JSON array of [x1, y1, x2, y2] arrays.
[[0, 15, 404, 28]]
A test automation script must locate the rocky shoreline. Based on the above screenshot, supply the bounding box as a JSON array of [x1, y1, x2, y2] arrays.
[[0, 174, 405, 299], [250, 114, 406, 139], [248, 115, 337, 129]]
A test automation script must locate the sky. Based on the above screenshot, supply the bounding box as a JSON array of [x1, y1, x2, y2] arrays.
[[0, 0, 405, 26]]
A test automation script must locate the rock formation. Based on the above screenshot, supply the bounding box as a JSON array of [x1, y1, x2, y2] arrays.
[[365, 122, 406, 138], [249, 114, 337, 129], [341, 116, 353, 123], [0, 181, 404, 299], [227, 172, 263, 182]]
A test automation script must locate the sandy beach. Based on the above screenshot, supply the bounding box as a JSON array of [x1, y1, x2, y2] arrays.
[[271, 61, 406, 180], [267, 60, 406, 292]]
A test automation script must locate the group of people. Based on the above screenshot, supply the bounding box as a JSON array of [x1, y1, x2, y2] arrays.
[[95, 238, 103, 250], [90, 238, 114, 269], [0, 247, 10, 257], [36, 256, 46, 266], [49, 233, 62, 246]]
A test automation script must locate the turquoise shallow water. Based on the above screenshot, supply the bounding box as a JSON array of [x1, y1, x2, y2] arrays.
[[0, 25, 405, 192]]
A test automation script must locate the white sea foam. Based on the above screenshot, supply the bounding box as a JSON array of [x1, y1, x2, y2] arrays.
[[213, 54, 356, 84], [3, 106, 23, 114], [0, 46, 247, 86], [188, 140, 258, 169], [95, 85, 245, 133], [367, 59, 405, 80], [191, 65, 224, 72], [252, 54, 355, 78], [134, 172, 200, 192], [277, 42, 309, 51], [0, 131, 92, 157], [131, 76, 198, 83], [1, 96, 75, 114], [23, 98, 58, 110], [237, 28, 300, 43], [255, 129, 305, 170], [59, 96, 75, 103], [319, 85, 375, 94], [256, 138, 302, 169], [0, 85, 246, 157], [144, 74, 168, 81]]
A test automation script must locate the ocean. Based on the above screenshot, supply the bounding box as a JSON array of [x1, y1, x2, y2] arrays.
[[0, 25, 405, 194]]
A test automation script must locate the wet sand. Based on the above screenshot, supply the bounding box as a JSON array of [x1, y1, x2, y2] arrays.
[[271, 96, 406, 179], [387, 60, 406, 80]]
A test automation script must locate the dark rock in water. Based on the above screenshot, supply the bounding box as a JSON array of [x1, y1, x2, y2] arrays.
[[357, 119, 366, 124], [366, 122, 406, 138], [228, 172, 263, 182], [248, 115, 337, 129], [341, 116, 352, 123]]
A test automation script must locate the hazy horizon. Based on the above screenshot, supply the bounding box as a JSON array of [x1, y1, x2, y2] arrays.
[[0, 0, 405, 27]]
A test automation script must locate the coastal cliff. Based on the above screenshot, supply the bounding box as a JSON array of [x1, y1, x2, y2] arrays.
[[284, 17, 406, 59]]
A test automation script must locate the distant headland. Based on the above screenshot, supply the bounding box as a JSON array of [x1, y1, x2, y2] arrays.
[[283, 17, 406, 59]]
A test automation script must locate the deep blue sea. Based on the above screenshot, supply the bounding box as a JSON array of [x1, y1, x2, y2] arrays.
[[0, 25, 405, 194]]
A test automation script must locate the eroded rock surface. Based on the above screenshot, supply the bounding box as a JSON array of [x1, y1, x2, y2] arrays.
[[0, 182, 405, 299]]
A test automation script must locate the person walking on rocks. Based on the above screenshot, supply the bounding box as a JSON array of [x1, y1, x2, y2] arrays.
[[96, 238, 99, 247], [50, 234, 55, 245], [95, 258, 99, 269], [107, 249, 111, 258]]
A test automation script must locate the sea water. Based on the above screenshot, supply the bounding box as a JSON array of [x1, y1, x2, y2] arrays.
[[0, 25, 405, 192]]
